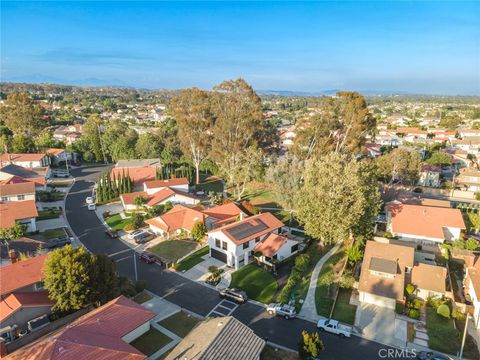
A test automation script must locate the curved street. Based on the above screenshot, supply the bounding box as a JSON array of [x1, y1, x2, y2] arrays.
[[65, 165, 408, 359]]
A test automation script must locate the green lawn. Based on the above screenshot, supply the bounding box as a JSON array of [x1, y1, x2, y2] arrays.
[[174, 246, 209, 272], [105, 214, 132, 231], [196, 175, 224, 193], [130, 328, 172, 356], [230, 264, 278, 303], [426, 306, 459, 355], [158, 311, 201, 338], [37, 208, 62, 220], [261, 345, 299, 360], [149, 240, 198, 262], [133, 291, 153, 304], [315, 250, 346, 317], [41, 228, 66, 240], [241, 184, 280, 208], [331, 288, 357, 325]]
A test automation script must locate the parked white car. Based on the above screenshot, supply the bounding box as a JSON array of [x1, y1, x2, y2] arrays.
[[317, 319, 352, 337], [128, 230, 145, 240], [86, 196, 94, 204], [266, 303, 297, 319], [87, 203, 96, 211]]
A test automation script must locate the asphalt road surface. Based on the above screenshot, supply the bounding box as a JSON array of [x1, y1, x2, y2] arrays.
[[65, 166, 414, 359]]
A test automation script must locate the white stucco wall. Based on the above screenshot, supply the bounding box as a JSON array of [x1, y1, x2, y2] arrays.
[[0, 193, 35, 202], [144, 184, 189, 195]]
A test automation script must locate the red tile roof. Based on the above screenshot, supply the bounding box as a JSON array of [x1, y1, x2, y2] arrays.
[[202, 203, 245, 222], [254, 233, 288, 257], [388, 203, 465, 240], [210, 212, 284, 245], [146, 188, 198, 207], [144, 178, 189, 189], [6, 296, 155, 360], [0, 291, 53, 322], [0, 181, 35, 196], [111, 167, 156, 185], [0, 153, 47, 163], [46, 148, 65, 156], [0, 200, 38, 229], [0, 254, 48, 296], [146, 205, 206, 233], [120, 191, 148, 205]]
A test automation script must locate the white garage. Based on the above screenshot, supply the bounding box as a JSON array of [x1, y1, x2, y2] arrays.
[[359, 291, 396, 310]]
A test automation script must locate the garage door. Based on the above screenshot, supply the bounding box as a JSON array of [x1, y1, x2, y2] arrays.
[[211, 249, 227, 263], [359, 292, 396, 309]]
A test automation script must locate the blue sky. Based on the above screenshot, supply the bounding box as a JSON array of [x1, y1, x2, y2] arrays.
[[1, 1, 479, 94]]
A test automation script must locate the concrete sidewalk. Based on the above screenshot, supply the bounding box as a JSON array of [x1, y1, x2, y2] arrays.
[[298, 243, 341, 321]]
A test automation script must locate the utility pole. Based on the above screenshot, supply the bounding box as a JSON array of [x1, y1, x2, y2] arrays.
[[459, 313, 470, 359], [133, 249, 138, 282]]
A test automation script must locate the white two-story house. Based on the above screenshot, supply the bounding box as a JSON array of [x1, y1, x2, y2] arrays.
[[0, 182, 36, 202], [143, 177, 189, 195], [207, 212, 299, 270]]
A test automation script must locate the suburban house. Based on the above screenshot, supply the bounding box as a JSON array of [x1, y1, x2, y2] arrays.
[[0, 255, 50, 341], [456, 167, 480, 192], [202, 202, 246, 229], [0, 182, 36, 202], [0, 165, 50, 189], [45, 148, 72, 166], [146, 205, 207, 237], [0, 154, 50, 169], [465, 256, 480, 329], [53, 124, 83, 144], [459, 129, 480, 138], [411, 263, 447, 300], [143, 177, 189, 195], [3, 296, 156, 359], [165, 316, 265, 360], [451, 137, 480, 154], [207, 212, 298, 270], [358, 241, 414, 309], [120, 187, 200, 211], [111, 167, 157, 188], [418, 165, 441, 188], [387, 202, 465, 245], [0, 200, 38, 232]]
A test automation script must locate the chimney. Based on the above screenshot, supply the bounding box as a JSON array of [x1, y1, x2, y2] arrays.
[[239, 212, 244, 221], [8, 154, 12, 165], [9, 250, 17, 264], [0, 338, 7, 358]]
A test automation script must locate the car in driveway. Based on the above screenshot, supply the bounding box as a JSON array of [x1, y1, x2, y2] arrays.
[[139, 251, 156, 264], [85, 196, 94, 204], [133, 231, 154, 244], [266, 303, 297, 319], [46, 236, 71, 249], [128, 230, 144, 240], [416, 351, 452, 360], [105, 229, 119, 238], [219, 288, 248, 304]]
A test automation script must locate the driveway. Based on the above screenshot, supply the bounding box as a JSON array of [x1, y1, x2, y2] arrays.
[[356, 303, 407, 348], [181, 256, 232, 288], [36, 217, 68, 232]]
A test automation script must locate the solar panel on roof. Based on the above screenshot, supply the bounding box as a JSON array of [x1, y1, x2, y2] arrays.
[[225, 219, 268, 240]]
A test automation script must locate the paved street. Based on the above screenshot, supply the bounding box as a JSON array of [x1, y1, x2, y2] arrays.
[[65, 166, 413, 359]]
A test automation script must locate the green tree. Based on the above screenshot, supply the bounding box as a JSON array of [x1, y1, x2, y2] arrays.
[[191, 221, 207, 241], [296, 153, 381, 245], [169, 88, 214, 184], [11, 134, 36, 153], [210, 79, 264, 194], [347, 243, 363, 266], [135, 132, 164, 159], [134, 196, 147, 210], [0, 92, 45, 135], [132, 213, 144, 229], [437, 304, 450, 319], [43, 246, 118, 313], [376, 148, 421, 185], [426, 151, 452, 167], [294, 254, 310, 273], [83, 115, 104, 162], [298, 331, 324, 360], [266, 154, 304, 227]]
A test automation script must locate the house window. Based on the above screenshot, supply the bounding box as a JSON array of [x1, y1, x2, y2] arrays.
[[255, 237, 260, 243], [273, 254, 278, 260], [291, 244, 299, 253], [222, 241, 228, 250], [215, 239, 221, 248], [243, 241, 249, 250], [1, 197, 7, 202], [17, 195, 25, 201]]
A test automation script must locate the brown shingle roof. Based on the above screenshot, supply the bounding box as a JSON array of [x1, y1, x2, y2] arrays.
[[165, 316, 265, 360], [0, 181, 35, 196], [411, 263, 447, 293], [0, 254, 48, 296], [0, 291, 53, 322], [0, 200, 38, 229], [0, 153, 47, 163], [359, 241, 414, 301]]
